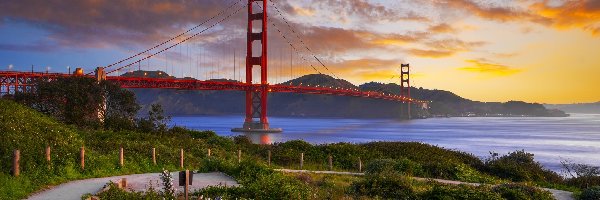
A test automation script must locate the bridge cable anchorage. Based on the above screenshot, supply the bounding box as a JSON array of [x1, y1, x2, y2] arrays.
[[106, 3, 248, 75], [268, 0, 341, 80], [91, 0, 244, 75]]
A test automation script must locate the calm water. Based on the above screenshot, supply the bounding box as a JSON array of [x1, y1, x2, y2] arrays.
[[171, 114, 600, 171]]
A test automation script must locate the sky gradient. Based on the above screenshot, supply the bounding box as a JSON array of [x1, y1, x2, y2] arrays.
[[1, 0, 599, 104]]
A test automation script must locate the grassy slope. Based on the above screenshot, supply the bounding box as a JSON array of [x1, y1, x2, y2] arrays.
[[0, 99, 573, 199]]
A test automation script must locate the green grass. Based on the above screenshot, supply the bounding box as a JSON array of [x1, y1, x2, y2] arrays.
[[0, 99, 589, 199]]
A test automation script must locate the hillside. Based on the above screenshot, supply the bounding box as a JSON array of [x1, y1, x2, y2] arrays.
[[545, 102, 600, 114], [126, 71, 567, 118]]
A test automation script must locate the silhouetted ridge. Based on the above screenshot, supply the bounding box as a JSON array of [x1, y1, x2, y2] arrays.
[[281, 74, 358, 89]]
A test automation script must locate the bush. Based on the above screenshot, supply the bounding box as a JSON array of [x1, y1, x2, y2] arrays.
[[492, 183, 554, 200], [485, 150, 562, 183], [580, 186, 600, 200], [365, 159, 423, 177], [421, 184, 503, 200], [350, 173, 418, 199]]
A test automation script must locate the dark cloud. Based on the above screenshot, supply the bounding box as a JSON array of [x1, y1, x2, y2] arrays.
[[0, 42, 57, 52], [0, 0, 240, 47]]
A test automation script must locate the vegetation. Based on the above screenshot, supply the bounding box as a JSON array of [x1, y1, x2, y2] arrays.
[[0, 77, 594, 199]]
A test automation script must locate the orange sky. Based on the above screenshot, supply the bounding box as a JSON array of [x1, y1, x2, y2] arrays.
[[0, 0, 599, 104]]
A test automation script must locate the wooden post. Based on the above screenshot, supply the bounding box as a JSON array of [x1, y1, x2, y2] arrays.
[[300, 153, 304, 169], [328, 155, 333, 171], [358, 157, 362, 172], [184, 170, 189, 200], [237, 149, 241, 163], [152, 148, 156, 165], [45, 146, 51, 162], [207, 148, 211, 157], [80, 146, 85, 170], [13, 150, 20, 177], [119, 147, 124, 167], [268, 150, 271, 166], [180, 149, 184, 169]]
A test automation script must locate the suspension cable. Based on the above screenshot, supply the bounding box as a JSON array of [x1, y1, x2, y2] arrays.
[[268, 0, 340, 80], [106, 3, 247, 75], [91, 0, 244, 75]]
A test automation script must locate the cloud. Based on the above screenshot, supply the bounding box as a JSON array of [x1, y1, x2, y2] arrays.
[[408, 38, 486, 58], [428, 0, 600, 36], [458, 59, 521, 76], [311, 0, 429, 23], [0, 42, 57, 52], [407, 49, 455, 58], [429, 0, 551, 24], [428, 23, 457, 33]]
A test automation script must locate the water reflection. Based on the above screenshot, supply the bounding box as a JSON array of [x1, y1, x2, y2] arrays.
[[243, 133, 276, 145]]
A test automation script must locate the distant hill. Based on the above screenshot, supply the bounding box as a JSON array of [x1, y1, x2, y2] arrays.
[[545, 102, 600, 114], [126, 70, 567, 118]]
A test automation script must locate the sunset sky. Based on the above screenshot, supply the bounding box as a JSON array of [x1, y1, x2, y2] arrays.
[[1, 0, 599, 104]]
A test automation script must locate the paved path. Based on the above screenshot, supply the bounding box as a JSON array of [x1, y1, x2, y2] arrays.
[[28, 172, 238, 200], [276, 169, 574, 200]]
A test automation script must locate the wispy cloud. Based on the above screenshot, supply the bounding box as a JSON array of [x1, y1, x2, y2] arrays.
[[458, 59, 521, 76]]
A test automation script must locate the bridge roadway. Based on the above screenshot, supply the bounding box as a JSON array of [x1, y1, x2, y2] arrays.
[[0, 71, 418, 103]]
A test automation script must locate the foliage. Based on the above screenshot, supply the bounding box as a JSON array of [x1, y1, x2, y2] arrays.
[[580, 186, 600, 200], [350, 173, 419, 199], [13, 77, 139, 129], [96, 182, 162, 200], [485, 150, 563, 183], [492, 183, 554, 200], [136, 104, 170, 133], [562, 160, 600, 189], [195, 159, 310, 200], [159, 169, 175, 199], [421, 184, 503, 200]]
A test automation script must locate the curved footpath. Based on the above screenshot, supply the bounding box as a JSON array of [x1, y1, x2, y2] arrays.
[[27, 172, 239, 200], [275, 169, 575, 200], [27, 170, 574, 200]]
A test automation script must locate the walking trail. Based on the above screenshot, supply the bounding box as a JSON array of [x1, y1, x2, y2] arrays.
[[27, 169, 574, 200], [275, 169, 575, 200], [27, 172, 238, 200]]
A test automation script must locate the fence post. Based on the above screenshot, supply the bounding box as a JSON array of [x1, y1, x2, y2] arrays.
[[152, 147, 156, 165], [328, 155, 333, 171], [180, 149, 184, 169], [45, 146, 51, 162], [358, 157, 362, 172], [237, 150, 241, 163], [268, 150, 271, 166], [119, 147, 124, 167], [300, 153, 304, 169], [80, 146, 85, 170], [207, 148, 211, 157], [13, 150, 20, 177]]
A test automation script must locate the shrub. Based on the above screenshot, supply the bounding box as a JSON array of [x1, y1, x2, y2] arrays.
[[580, 186, 600, 200], [365, 159, 423, 177], [421, 184, 503, 200], [485, 150, 562, 183], [350, 173, 418, 199], [492, 183, 554, 200]]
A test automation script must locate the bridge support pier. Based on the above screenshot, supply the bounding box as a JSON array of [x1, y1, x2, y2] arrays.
[[232, 0, 282, 133]]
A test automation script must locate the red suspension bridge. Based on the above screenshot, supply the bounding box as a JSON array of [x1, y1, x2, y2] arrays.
[[0, 0, 424, 132]]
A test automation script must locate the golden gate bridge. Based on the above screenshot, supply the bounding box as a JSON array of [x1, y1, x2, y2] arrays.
[[0, 0, 425, 132]]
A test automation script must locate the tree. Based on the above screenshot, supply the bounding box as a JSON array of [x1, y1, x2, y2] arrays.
[[14, 77, 139, 130], [137, 104, 170, 133]]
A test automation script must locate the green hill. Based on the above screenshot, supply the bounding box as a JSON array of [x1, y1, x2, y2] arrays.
[[127, 71, 566, 118]]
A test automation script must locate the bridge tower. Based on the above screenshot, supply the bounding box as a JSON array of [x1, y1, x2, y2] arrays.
[[400, 64, 411, 119], [233, 0, 282, 133]]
